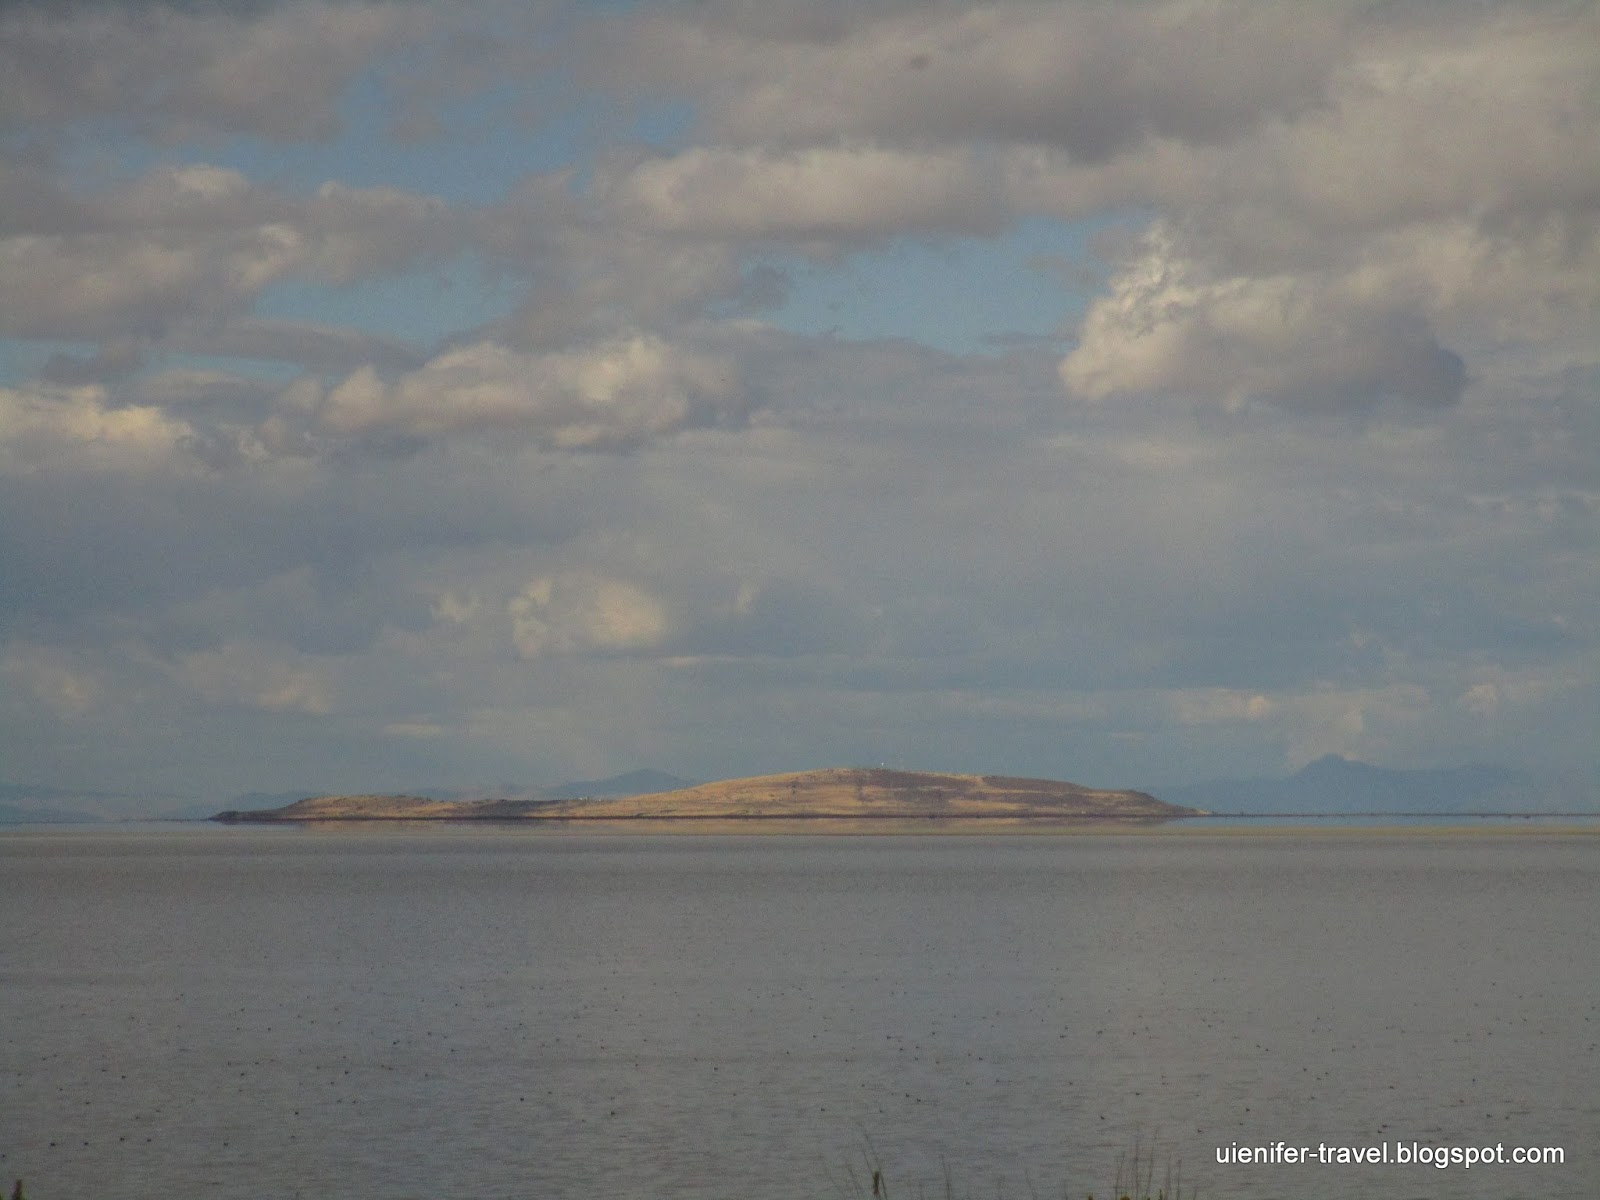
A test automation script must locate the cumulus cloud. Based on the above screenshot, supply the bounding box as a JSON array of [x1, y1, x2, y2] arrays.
[[1161, 681, 1475, 769], [608, 145, 1008, 241], [1060, 226, 1466, 410], [0, 225, 299, 341], [478, 182, 761, 346], [1, 641, 104, 718], [0, 382, 196, 470], [612, 2, 1345, 160], [1358, 215, 1600, 347], [599, 1, 1596, 414], [1172, 689, 1276, 726], [0, 166, 457, 342], [614, 3, 1597, 225], [509, 572, 669, 658], [2, 0, 1596, 800], [1249, 9, 1600, 235], [177, 640, 335, 715], [1275, 685, 1435, 769], [314, 335, 747, 449]]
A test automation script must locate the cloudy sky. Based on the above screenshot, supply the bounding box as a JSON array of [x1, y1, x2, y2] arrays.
[[2, 0, 1596, 808]]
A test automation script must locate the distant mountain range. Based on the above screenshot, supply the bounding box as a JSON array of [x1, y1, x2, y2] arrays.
[[1159, 755, 1600, 815], [0, 771, 697, 824], [7, 759, 1598, 823], [0, 782, 133, 824]]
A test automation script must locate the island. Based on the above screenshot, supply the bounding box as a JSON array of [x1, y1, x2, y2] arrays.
[[212, 768, 1201, 825]]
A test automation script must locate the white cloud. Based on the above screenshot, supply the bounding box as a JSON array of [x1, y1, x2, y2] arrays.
[[1455, 669, 1576, 721], [509, 572, 669, 658], [1459, 682, 1500, 718], [177, 640, 334, 715], [1253, 10, 1600, 235], [1275, 685, 1435, 769], [316, 335, 746, 449], [499, 217, 754, 347], [1060, 225, 1465, 410], [614, 3, 1344, 159], [383, 720, 447, 739], [0, 226, 292, 340], [0, 642, 103, 717], [2, 0, 1597, 800], [0, 166, 456, 342], [431, 591, 485, 627], [1172, 689, 1276, 726], [600, 2, 1596, 416], [0, 382, 196, 470], [609, 145, 1007, 241], [1355, 216, 1600, 348]]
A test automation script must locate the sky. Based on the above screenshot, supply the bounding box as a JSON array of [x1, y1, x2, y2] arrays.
[[1, 0, 1597, 809]]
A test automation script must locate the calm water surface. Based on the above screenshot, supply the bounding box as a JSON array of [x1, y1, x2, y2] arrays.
[[3, 827, 1596, 1199]]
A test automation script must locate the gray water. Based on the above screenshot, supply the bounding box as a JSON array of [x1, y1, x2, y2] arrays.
[[3, 827, 1596, 1199]]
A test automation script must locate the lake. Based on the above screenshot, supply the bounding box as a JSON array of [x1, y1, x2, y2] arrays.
[[3, 825, 1596, 1199]]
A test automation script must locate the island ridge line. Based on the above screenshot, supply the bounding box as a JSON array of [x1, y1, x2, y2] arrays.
[[213, 767, 1200, 823]]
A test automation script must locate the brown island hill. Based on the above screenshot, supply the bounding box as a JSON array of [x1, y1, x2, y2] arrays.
[[213, 768, 1201, 825]]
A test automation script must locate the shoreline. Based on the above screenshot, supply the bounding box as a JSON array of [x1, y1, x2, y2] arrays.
[[195, 813, 1600, 837]]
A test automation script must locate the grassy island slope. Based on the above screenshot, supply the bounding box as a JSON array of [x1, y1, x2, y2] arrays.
[[214, 769, 1199, 823]]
